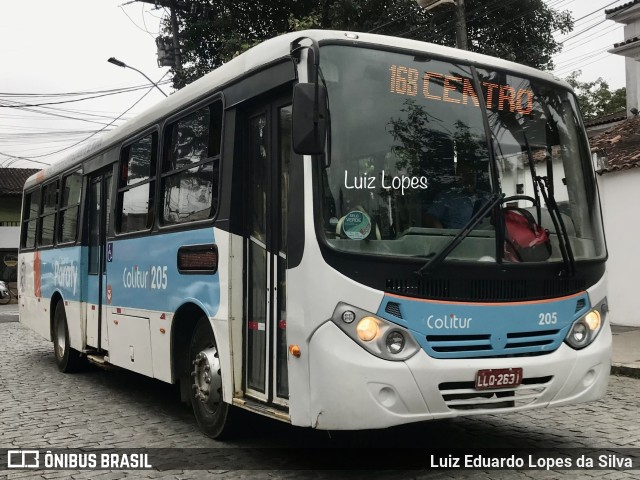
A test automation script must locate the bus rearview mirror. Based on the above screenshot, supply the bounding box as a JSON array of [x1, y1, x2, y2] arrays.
[[292, 83, 327, 155]]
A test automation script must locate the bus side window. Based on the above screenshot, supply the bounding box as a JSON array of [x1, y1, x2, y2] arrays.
[[21, 189, 41, 249], [39, 180, 59, 247], [160, 100, 222, 225], [117, 132, 158, 234], [58, 170, 82, 244]]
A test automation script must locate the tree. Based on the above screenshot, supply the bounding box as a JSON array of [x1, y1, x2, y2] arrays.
[[565, 71, 627, 120], [160, 0, 573, 89]]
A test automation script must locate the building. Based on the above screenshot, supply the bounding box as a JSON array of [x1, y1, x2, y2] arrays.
[[0, 168, 40, 282], [583, 0, 640, 327], [607, 0, 640, 115], [584, 109, 627, 139], [590, 116, 640, 327]]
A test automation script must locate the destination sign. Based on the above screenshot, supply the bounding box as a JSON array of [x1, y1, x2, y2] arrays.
[[389, 64, 534, 115]]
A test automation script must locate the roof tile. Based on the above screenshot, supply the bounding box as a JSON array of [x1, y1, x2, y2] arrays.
[[590, 116, 640, 174], [584, 109, 626, 127], [606, 0, 640, 15], [613, 36, 640, 48], [0, 168, 41, 196]]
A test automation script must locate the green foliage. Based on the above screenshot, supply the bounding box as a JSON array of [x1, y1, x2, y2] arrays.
[[565, 71, 627, 120], [162, 0, 573, 89]]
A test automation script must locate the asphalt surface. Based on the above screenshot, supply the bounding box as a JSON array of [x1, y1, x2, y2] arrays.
[[0, 304, 18, 323]]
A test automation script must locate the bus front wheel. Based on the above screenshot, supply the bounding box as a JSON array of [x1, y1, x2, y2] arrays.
[[53, 302, 83, 372], [189, 317, 237, 439]]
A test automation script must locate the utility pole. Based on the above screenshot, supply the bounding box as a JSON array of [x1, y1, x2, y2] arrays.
[[134, 0, 184, 79], [416, 0, 468, 50], [169, 0, 183, 80], [454, 0, 468, 50]]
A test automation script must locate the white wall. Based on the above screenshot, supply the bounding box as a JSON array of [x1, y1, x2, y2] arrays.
[[0, 227, 19, 250], [598, 169, 640, 326], [623, 19, 640, 114]]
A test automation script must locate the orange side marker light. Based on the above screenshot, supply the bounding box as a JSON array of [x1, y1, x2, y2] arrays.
[[288, 345, 301, 358]]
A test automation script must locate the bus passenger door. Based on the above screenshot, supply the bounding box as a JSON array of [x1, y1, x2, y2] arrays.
[[245, 97, 291, 406], [85, 168, 112, 351]]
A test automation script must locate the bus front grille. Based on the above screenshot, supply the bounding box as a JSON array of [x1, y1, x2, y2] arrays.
[[385, 277, 586, 302], [438, 376, 553, 411], [426, 329, 561, 358]]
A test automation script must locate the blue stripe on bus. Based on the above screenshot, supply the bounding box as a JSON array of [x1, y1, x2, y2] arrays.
[[36, 228, 220, 317], [376, 293, 590, 359], [38, 246, 83, 302], [105, 229, 220, 316]]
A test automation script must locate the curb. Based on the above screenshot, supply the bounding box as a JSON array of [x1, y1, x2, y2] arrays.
[[611, 364, 640, 379]]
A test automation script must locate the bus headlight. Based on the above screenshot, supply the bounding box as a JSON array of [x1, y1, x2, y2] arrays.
[[584, 310, 601, 330], [330, 302, 420, 361], [386, 331, 405, 354], [565, 300, 605, 350], [356, 317, 379, 341]]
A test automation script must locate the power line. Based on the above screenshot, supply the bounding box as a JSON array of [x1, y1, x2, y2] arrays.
[[554, 51, 611, 76], [0, 81, 169, 98], [555, 24, 621, 57], [559, 22, 621, 51], [119, 4, 156, 38], [0, 100, 125, 127], [140, 4, 159, 36], [395, 0, 561, 42], [0, 98, 133, 122], [367, 7, 415, 34], [555, 0, 620, 32], [558, 17, 610, 44], [0, 81, 171, 108], [0, 71, 170, 168], [554, 48, 609, 71], [551, 0, 579, 10]]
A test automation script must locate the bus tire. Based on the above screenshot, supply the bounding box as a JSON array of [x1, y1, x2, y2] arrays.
[[189, 316, 238, 439], [52, 302, 83, 373]]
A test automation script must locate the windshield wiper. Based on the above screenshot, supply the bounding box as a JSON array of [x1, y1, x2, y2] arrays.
[[415, 193, 504, 276], [523, 134, 576, 276]]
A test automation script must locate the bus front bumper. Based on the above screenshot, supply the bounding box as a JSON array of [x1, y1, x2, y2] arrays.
[[305, 320, 611, 430]]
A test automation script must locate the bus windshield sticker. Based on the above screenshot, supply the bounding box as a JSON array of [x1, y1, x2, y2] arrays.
[[342, 210, 372, 240]]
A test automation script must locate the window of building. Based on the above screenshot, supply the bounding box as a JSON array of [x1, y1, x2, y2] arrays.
[[161, 100, 222, 225], [118, 132, 157, 233]]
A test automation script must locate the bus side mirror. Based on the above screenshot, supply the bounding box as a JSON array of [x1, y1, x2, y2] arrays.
[[292, 83, 327, 155]]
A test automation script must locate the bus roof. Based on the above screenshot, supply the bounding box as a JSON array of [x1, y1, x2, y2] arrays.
[[25, 29, 570, 190]]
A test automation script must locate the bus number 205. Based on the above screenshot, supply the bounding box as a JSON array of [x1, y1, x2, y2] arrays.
[[150, 266, 168, 290], [538, 312, 558, 325]]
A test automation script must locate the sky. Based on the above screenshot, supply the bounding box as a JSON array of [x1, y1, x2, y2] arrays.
[[0, 0, 631, 170], [550, 0, 627, 87]]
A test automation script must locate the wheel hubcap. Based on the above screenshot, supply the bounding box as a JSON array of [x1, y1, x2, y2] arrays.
[[191, 346, 222, 412], [56, 319, 66, 359]]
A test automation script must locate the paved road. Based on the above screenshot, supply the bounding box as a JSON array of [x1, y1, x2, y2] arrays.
[[0, 304, 18, 324], [1, 321, 639, 479]]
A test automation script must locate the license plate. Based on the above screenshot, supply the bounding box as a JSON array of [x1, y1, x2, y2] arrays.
[[475, 368, 523, 390]]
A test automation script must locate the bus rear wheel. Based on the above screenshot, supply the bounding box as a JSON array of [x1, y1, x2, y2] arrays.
[[189, 317, 237, 439], [53, 302, 83, 373]]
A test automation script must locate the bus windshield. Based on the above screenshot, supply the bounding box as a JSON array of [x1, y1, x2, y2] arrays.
[[318, 45, 606, 264]]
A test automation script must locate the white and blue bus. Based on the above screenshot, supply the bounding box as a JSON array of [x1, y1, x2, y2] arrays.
[[19, 30, 610, 438]]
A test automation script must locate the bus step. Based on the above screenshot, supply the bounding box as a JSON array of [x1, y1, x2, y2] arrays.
[[85, 354, 112, 369], [233, 398, 290, 422]]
